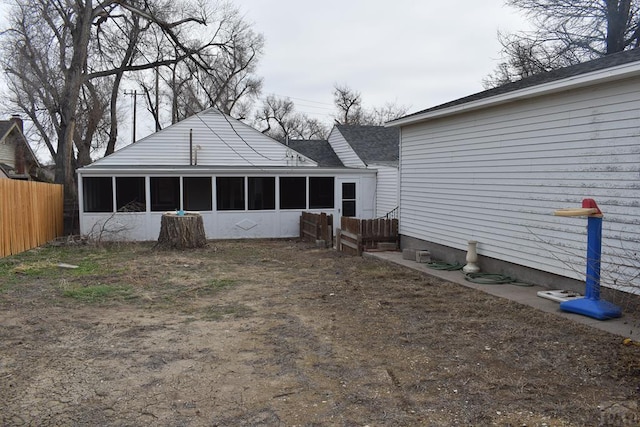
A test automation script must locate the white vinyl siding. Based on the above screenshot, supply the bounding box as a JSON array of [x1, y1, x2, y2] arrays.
[[399, 77, 640, 291], [371, 165, 398, 217], [94, 109, 316, 168], [327, 127, 366, 168], [0, 137, 15, 167]]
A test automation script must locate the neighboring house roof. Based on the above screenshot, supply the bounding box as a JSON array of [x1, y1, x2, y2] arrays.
[[0, 163, 10, 178], [285, 140, 344, 167], [0, 119, 41, 178], [0, 162, 30, 180], [0, 121, 14, 140], [390, 47, 640, 126], [335, 125, 399, 164]]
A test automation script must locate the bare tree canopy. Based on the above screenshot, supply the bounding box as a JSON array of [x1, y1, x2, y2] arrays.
[[255, 94, 328, 142], [332, 84, 408, 125], [254, 85, 408, 142], [485, 0, 640, 87], [0, 0, 263, 201], [333, 84, 365, 125]]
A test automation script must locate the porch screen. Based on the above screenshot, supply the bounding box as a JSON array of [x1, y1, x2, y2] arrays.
[[279, 177, 306, 209], [309, 177, 334, 209], [151, 177, 179, 211], [116, 177, 145, 212], [217, 177, 245, 210], [83, 177, 113, 213], [184, 177, 212, 211], [248, 177, 275, 210]]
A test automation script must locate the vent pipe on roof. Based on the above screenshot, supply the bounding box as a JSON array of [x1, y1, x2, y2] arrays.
[[194, 145, 201, 165], [189, 129, 193, 166]]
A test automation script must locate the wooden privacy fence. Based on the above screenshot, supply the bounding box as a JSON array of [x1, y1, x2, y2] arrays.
[[299, 212, 333, 247], [0, 179, 64, 257], [336, 217, 399, 255]]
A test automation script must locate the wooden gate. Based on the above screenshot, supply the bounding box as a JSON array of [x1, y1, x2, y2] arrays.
[[336, 217, 399, 255], [299, 212, 333, 247]]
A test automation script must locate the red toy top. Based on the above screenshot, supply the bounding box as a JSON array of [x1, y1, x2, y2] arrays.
[[582, 198, 603, 216]]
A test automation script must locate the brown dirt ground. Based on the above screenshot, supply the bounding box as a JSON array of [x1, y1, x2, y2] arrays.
[[1, 239, 639, 426]]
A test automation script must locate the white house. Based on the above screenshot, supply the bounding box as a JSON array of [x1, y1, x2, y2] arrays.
[[77, 109, 377, 241], [327, 125, 399, 218], [388, 49, 640, 293], [289, 125, 399, 218], [0, 116, 40, 180]]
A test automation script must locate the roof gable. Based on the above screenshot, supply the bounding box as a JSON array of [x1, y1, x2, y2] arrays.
[[87, 109, 317, 168], [335, 125, 399, 165], [391, 48, 640, 126], [0, 120, 40, 168], [326, 126, 365, 168]]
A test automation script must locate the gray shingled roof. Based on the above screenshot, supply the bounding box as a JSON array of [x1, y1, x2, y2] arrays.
[[0, 121, 14, 140], [335, 125, 399, 164], [285, 139, 344, 167], [399, 47, 640, 120]]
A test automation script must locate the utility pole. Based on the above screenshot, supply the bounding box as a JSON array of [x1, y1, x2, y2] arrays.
[[124, 89, 140, 143]]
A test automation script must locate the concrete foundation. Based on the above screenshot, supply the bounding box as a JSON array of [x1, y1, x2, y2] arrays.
[[400, 234, 584, 293]]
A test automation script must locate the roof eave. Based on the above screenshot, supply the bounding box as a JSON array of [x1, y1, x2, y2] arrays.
[[77, 165, 377, 176], [387, 60, 640, 127]]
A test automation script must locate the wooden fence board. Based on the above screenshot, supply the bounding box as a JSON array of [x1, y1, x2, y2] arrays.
[[0, 180, 64, 257], [299, 212, 333, 247], [336, 217, 399, 255]]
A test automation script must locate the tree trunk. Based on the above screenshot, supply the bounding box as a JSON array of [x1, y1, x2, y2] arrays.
[[606, 0, 632, 54], [157, 213, 207, 249], [55, 2, 93, 208]]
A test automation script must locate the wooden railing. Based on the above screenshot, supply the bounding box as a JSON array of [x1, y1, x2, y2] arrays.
[[299, 212, 333, 247], [0, 179, 64, 257], [336, 217, 399, 255]]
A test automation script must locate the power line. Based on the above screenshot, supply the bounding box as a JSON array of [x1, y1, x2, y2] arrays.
[[261, 92, 334, 107]]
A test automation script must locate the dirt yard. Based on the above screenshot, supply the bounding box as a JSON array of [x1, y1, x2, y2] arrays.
[[1, 239, 639, 426]]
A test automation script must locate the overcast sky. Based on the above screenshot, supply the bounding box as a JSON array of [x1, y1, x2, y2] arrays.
[[235, 0, 529, 123], [0, 1, 531, 154]]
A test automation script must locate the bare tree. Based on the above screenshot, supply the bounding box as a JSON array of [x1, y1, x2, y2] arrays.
[[0, 0, 263, 205], [485, 0, 640, 87], [368, 102, 409, 124], [333, 84, 365, 125], [255, 86, 407, 140], [255, 95, 329, 141], [173, 5, 264, 120], [333, 84, 408, 125], [133, 4, 263, 127]]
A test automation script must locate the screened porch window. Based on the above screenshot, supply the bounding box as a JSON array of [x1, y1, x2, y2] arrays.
[[217, 177, 245, 210], [248, 177, 275, 210], [83, 177, 113, 213], [150, 177, 179, 211], [184, 177, 212, 211], [116, 177, 146, 212], [279, 177, 306, 209], [309, 177, 334, 209]]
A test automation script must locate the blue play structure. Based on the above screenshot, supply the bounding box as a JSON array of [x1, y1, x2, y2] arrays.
[[553, 199, 622, 320]]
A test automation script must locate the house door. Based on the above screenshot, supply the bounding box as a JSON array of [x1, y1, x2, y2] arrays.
[[339, 181, 357, 217]]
